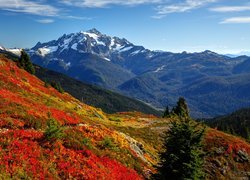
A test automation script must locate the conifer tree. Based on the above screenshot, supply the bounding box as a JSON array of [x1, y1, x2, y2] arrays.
[[19, 50, 35, 74], [56, 82, 64, 93], [44, 79, 50, 88], [50, 81, 64, 93], [163, 106, 170, 118], [154, 117, 205, 180], [172, 97, 189, 118]]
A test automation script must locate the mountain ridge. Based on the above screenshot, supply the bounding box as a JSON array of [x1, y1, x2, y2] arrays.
[[4, 29, 250, 118]]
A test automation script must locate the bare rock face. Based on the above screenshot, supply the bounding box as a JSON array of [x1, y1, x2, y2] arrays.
[[119, 132, 147, 163], [235, 149, 249, 163]]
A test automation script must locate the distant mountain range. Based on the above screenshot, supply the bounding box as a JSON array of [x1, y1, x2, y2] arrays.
[[225, 51, 250, 58], [3, 28, 250, 118]]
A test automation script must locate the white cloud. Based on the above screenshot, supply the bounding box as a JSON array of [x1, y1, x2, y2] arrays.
[[156, 0, 218, 16], [210, 5, 250, 12], [60, 0, 162, 8], [220, 17, 250, 24], [151, 14, 166, 19], [0, 0, 60, 16], [64, 15, 92, 20], [36, 19, 55, 24]]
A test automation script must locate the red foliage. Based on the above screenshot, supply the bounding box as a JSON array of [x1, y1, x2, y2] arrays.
[[49, 142, 142, 179], [50, 108, 80, 125], [0, 130, 47, 178], [0, 89, 34, 108], [0, 57, 143, 179], [205, 128, 250, 156]]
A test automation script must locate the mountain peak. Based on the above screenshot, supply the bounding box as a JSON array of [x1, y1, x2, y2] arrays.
[[30, 28, 139, 59], [0, 45, 5, 51], [86, 28, 102, 35], [203, 50, 217, 55]]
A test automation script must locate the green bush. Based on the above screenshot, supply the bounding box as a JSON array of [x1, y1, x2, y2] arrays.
[[82, 138, 93, 149], [99, 137, 114, 149], [44, 119, 64, 141]]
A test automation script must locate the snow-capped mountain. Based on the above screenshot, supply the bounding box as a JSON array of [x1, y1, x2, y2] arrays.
[[28, 29, 250, 118], [0, 45, 22, 56], [29, 29, 148, 89], [7, 48, 22, 56], [30, 28, 150, 63]]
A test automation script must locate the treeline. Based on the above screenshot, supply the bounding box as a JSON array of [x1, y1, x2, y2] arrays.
[[206, 107, 250, 142], [44, 80, 64, 93]]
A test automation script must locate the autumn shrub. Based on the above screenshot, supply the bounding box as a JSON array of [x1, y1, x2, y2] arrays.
[[24, 115, 44, 130], [109, 116, 121, 122], [0, 118, 24, 129], [50, 108, 79, 125], [63, 128, 88, 150], [0, 170, 11, 179]]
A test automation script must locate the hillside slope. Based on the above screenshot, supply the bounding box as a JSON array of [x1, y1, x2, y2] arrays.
[[0, 49, 161, 116], [0, 54, 250, 179], [206, 107, 250, 141], [0, 54, 145, 179], [34, 65, 161, 116]]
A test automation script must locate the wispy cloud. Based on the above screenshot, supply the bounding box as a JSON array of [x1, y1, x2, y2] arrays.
[[36, 19, 55, 24], [64, 15, 92, 20], [155, 0, 218, 17], [0, 0, 60, 16], [211, 5, 250, 12], [220, 16, 250, 24], [60, 0, 219, 19], [60, 0, 162, 8]]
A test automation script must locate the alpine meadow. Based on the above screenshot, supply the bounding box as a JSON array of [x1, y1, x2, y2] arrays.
[[0, 0, 250, 179]]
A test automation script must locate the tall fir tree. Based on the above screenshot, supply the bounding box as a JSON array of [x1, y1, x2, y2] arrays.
[[163, 106, 170, 118], [172, 97, 189, 118], [19, 50, 35, 74], [154, 117, 205, 180]]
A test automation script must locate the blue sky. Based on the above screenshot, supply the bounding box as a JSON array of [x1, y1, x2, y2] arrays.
[[0, 0, 250, 54]]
